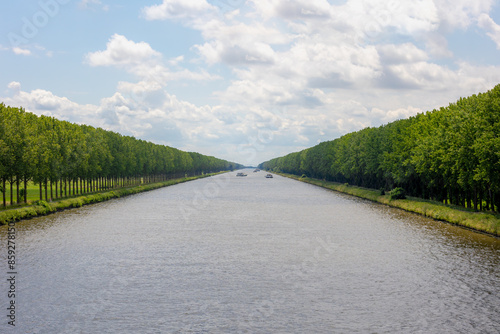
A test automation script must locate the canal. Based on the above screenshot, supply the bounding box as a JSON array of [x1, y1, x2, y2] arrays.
[[1, 170, 499, 333]]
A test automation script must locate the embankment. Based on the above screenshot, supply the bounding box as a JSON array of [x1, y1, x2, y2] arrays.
[[279, 173, 500, 237], [0, 173, 221, 225]]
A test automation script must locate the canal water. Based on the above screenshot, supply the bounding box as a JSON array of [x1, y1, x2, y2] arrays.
[[1, 170, 499, 333]]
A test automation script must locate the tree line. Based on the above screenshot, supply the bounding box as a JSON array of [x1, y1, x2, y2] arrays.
[[260, 84, 500, 213], [0, 104, 241, 206]]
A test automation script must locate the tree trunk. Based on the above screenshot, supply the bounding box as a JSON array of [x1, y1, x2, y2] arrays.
[[495, 191, 500, 213], [479, 190, 483, 211], [10, 177, 13, 206], [473, 187, 478, 211], [488, 188, 493, 211], [2, 178, 6, 207], [24, 177, 28, 203], [16, 177, 20, 204]]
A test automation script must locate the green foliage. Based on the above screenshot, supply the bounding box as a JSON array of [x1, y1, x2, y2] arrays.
[[0, 103, 242, 207], [33, 200, 51, 209], [19, 188, 26, 201], [260, 84, 500, 213], [390, 187, 406, 200]]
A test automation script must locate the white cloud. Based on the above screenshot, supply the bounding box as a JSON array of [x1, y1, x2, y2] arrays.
[[372, 106, 423, 123], [85, 34, 220, 90], [251, 0, 441, 39], [196, 40, 277, 66], [194, 19, 291, 65], [4, 1, 500, 166], [85, 34, 161, 67], [422, 32, 454, 58], [12, 47, 31, 56], [478, 13, 500, 49], [7, 82, 22, 95], [142, 0, 216, 21], [78, 0, 109, 11], [435, 0, 494, 30], [138, 0, 500, 161], [6, 44, 54, 58], [251, 0, 332, 20], [1, 82, 234, 156], [377, 43, 429, 65], [3, 82, 98, 123], [141, 0, 459, 100]]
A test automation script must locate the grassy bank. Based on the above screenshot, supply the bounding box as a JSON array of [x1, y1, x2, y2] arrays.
[[279, 173, 500, 237], [0, 173, 221, 225]]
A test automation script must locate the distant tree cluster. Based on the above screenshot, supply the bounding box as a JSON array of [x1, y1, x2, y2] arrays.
[[260, 85, 500, 212], [0, 104, 241, 206]]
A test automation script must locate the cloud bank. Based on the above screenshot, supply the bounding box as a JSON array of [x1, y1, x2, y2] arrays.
[[3, 0, 500, 165]]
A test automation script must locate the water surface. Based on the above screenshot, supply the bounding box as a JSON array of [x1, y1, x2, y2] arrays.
[[1, 170, 499, 333]]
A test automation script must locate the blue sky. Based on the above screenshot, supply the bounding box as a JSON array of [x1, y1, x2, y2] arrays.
[[1, 0, 500, 166]]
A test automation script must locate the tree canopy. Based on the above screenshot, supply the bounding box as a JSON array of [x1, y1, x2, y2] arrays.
[[0, 105, 241, 205], [260, 84, 500, 213]]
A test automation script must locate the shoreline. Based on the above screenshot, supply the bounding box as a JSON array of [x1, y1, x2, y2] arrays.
[[277, 173, 500, 237], [0, 173, 222, 225]]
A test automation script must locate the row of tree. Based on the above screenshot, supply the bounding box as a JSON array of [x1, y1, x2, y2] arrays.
[[260, 84, 500, 213], [0, 104, 241, 206]]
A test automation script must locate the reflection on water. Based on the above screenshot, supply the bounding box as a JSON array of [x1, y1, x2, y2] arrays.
[[1, 170, 499, 333]]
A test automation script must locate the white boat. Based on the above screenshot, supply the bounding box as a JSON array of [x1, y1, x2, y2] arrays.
[[236, 172, 247, 177], [265, 174, 273, 178]]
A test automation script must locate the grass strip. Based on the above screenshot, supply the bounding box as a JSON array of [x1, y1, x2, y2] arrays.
[[0, 173, 221, 225], [279, 173, 500, 237]]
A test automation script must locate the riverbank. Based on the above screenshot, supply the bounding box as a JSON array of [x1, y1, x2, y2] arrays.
[[278, 173, 500, 237], [0, 173, 222, 225]]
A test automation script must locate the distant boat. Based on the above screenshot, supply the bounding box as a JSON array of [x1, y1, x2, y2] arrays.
[[265, 174, 273, 178], [236, 172, 247, 177], [253, 169, 260, 172]]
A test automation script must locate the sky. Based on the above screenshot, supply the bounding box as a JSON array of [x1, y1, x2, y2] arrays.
[[1, 0, 500, 166]]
